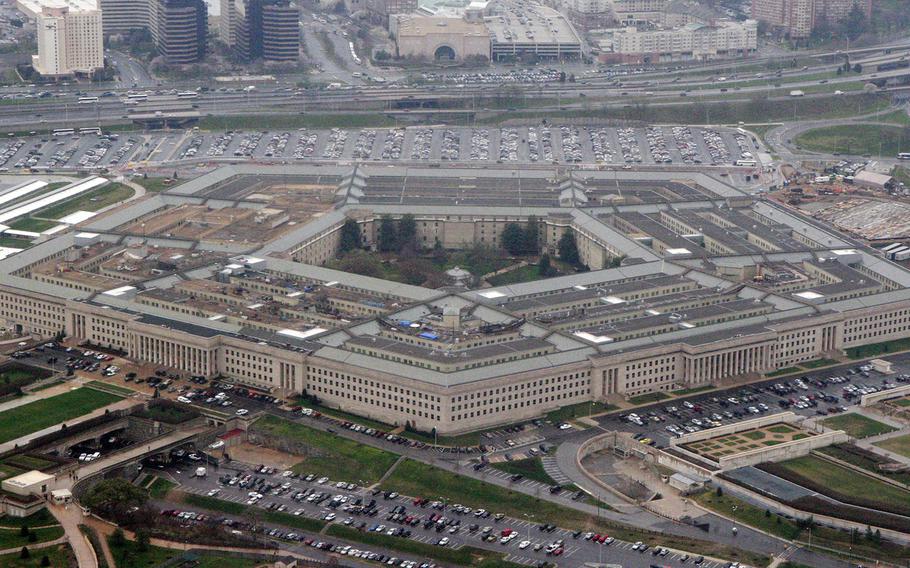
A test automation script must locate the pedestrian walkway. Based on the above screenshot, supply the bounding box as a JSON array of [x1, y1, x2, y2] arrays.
[[48, 502, 97, 568], [540, 456, 571, 485]]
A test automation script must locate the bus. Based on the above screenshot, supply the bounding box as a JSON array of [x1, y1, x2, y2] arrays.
[[78, 96, 99, 104], [177, 91, 199, 99], [898, 152, 910, 160], [735, 159, 758, 167], [79, 127, 102, 136], [127, 93, 149, 102], [52, 128, 75, 137]]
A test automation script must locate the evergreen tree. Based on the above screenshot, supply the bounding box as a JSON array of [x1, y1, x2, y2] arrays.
[[538, 253, 552, 277], [501, 223, 526, 256], [20, 547, 29, 560], [136, 529, 150, 552], [557, 232, 580, 266], [524, 216, 540, 255], [338, 218, 361, 255], [377, 216, 399, 253], [398, 214, 417, 251], [40, 555, 50, 567]]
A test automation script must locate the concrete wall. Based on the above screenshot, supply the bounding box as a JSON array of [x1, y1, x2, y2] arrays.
[[861, 383, 910, 407], [672, 411, 799, 446]]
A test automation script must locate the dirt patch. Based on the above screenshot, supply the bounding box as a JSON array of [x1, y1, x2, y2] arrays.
[[226, 443, 300, 470]]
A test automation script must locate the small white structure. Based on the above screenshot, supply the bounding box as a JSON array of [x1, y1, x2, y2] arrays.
[[1, 470, 54, 497], [870, 358, 894, 375], [51, 488, 72, 505], [668, 472, 704, 494]]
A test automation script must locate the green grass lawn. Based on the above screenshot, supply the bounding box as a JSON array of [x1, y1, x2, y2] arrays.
[[148, 477, 176, 499], [878, 109, 910, 125], [694, 490, 910, 563], [546, 401, 617, 423], [801, 358, 838, 369], [766, 366, 802, 377], [85, 380, 136, 396], [198, 114, 400, 131], [5, 217, 58, 233], [774, 455, 910, 516], [0, 509, 55, 529], [794, 124, 910, 157], [817, 445, 910, 486], [846, 337, 910, 358], [0, 236, 33, 249], [490, 457, 557, 485], [382, 459, 767, 567], [34, 183, 134, 221], [251, 415, 399, 485], [486, 265, 549, 286], [107, 534, 178, 568], [0, 544, 74, 568], [182, 493, 327, 533], [0, 526, 64, 549], [628, 392, 669, 405], [671, 385, 716, 396], [131, 176, 178, 193], [194, 555, 262, 568], [0, 387, 122, 443], [820, 413, 896, 439], [875, 433, 910, 459]]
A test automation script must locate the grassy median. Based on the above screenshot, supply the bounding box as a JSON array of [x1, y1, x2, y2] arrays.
[[0, 388, 122, 443]]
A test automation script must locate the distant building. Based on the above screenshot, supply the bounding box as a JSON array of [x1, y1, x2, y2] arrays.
[[98, 0, 152, 34], [607, 19, 757, 63], [391, 14, 490, 61], [750, 0, 871, 39], [151, 0, 208, 63], [225, 0, 299, 61], [31, 4, 104, 77]]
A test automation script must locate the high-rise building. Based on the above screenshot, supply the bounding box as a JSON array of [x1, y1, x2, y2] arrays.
[[751, 0, 872, 38], [98, 0, 152, 34], [151, 0, 208, 63], [32, 4, 104, 76], [226, 0, 299, 61], [219, 0, 236, 44]]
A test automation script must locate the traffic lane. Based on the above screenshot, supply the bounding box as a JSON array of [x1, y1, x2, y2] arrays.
[[169, 463, 711, 568], [598, 354, 910, 447]]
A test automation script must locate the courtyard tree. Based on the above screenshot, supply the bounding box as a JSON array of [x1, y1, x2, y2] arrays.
[[338, 218, 361, 255], [558, 231, 580, 266], [378, 216, 398, 253], [398, 214, 417, 251], [501, 223, 526, 256]]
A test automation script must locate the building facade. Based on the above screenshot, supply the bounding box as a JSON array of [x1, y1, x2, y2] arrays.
[[224, 0, 299, 61], [151, 0, 208, 63], [32, 5, 104, 76], [610, 19, 757, 63], [99, 0, 152, 34], [751, 0, 870, 38]]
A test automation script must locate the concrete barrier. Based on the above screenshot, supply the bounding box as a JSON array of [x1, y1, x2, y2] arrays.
[[861, 383, 910, 407]]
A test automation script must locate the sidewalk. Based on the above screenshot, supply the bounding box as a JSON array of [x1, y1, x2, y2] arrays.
[[48, 503, 97, 568]]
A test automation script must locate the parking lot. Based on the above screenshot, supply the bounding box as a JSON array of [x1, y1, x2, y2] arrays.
[[0, 131, 150, 172], [169, 125, 753, 167], [599, 355, 910, 449], [165, 459, 729, 568]]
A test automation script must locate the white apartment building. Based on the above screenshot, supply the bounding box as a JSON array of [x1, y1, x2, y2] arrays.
[[32, 4, 104, 76], [610, 19, 757, 63]]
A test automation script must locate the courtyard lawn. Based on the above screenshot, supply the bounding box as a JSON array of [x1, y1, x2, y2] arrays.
[[846, 337, 910, 359], [875, 433, 910, 459], [107, 534, 178, 568], [250, 415, 399, 485], [33, 183, 134, 220], [820, 413, 896, 439], [148, 477, 176, 499], [0, 388, 122, 444]]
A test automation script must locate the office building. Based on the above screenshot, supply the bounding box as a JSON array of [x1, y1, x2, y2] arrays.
[[31, 4, 104, 77], [151, 0, 208, 63], [98, 0, 152, 34], [609, 19, 758, 63], [226, 0, 299, 61]]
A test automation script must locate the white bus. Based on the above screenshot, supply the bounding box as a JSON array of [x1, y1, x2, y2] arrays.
[[127, 93, 149, 102], [735, 159, 758, 167], [79, 127, 102, 136], [898, 152, 910, 160], [52, 128, 75, 137], [177, 91, 199, 99], [78, 96, 99, 104]]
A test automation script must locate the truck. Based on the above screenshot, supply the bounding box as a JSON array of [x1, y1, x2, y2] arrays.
[[790, 90, 805, 97], [195, 467, 207, 478]]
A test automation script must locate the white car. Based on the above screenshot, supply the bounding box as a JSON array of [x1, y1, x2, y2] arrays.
[[207, 488, 220, 496], [518, 540, 531, 549], [437, 537, 449, 546], [236, 408, 249, 416], [177, 396, 191, 403], [558, 423, 572, 430]]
